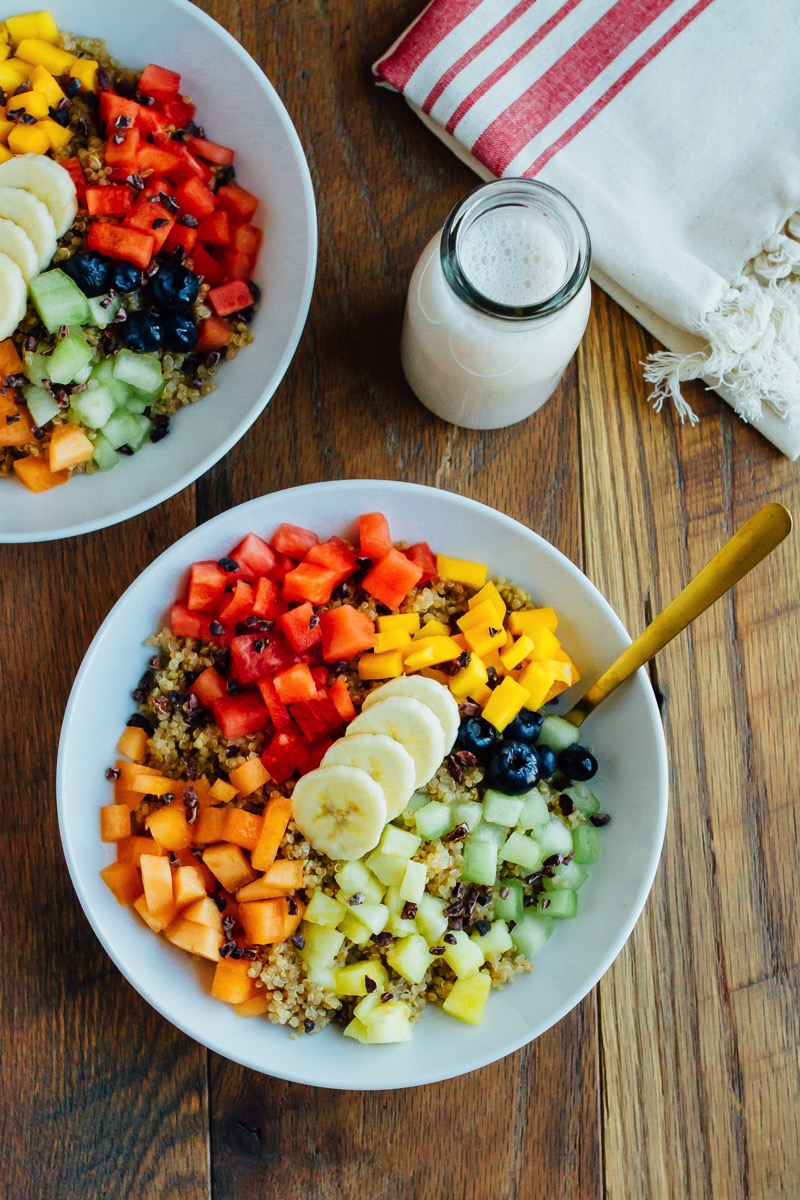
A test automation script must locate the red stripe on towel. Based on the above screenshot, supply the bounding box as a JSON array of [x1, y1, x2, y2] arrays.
[[376, 0, 486, 92]]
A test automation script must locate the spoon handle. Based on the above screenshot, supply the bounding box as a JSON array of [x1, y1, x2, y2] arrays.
[[565, 502, 793, 727]]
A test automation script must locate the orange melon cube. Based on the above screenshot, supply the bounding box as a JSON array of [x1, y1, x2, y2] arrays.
[[13, 454, 69, 492], [191, 806, 227, 845], [133, 892, 167, 933], [165, 917, 223, 961], [251, 794, 292, 871], [116, 725, 149, 762], [283, 897, 305, 940], [228, 756, 269, 797], [115, 760, 161, 787], [145, 804, 192, 851], [209, 778, 238, 803], [236, 858, 303, 902], [100, 861, 141, 905], [129, 773, 178, 796], [140, 853, 174, 915], [100, 804, 131, 842], [0, 390, 34, 447], [48, 422, 93, 472], [211, 958, 260, 1004], [182, 896, 224, 932], [117, 835, 164, 868], [173, 864, 209, 909], [202, 842, 259, 892], [222, 808, 263, 852], [235, 882, 287, 901], [235, 993, 271, 1018], [239, 897, 289, 945]]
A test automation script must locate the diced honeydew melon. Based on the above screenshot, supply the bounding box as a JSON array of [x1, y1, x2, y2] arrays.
[[499, 831, 544, 872], [364, 849, 407, 889], [510, 911, 554, 958], [335, 860, 385, 904], [29, 269, 90, 333], [338, 911, 373, 946], [22, 382, 59, 427], [471, 918, 514, 959], [73, 363, 93, 385], [102, 408, 152, 451], [571, 822, 602, 863], [350, 902, 390, 936], [298, 923, 345, 972], [113, 348, 163, 397], [470, 820, 507, 848], [451, 799, 483, 832], [415, 893, 448, 945], [442, 929, 484, 979], [70, 383, 115, 429], [343, 1017, 370, 1043], [386, 932, 430, 984], [540, 889, 578, 918], [482, 789, 525, 828], [519, 789, 550, 829], [461, 835, 498, 887], [86, 292, 122, 328], [124, 394, 149, 415], [414, 800, 452, 841], [492, 877, 525, 923], [536, 818, 574, 859], [398, 859, 427, 905], [537, 715, 581, 753], [405, 790, 430, 814], [442, 970, 492, 1025], [544, 860, 589, 891], [333, 959, 389, 997], [563, 782, 601, 818], [91, 430, 119, 471], [47, 326, 93, 385], [379, 825, 422, 858], [303, 891, 348, 928], [23, 351, 51, 387], [362, 999, 414, 1043]]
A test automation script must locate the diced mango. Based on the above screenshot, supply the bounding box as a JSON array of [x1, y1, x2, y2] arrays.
[[15, 38, 75, 75], [436, 554, 486, 589], [470, 682, 493, 706], [34, 10, 59, 41], [29, 63, 63, 104], [481, 676, 531, 732], [39, 116, 71, 151], [448, 653, 488, 700], [467, 581, 506, 624], [4, 14, 41, 43], [499, 634, 535, 672], [372, 628, 412, 654], [358, 649, 404, 680], [376, 612, 420, 634], [418, 667, 450, 686], [412, 619, 450, 640], [512, 660, 557, 710], [403, 635, 462, 671], [506, 607, 558, 637], [456, 600, 497, 633], [69, 57, 98, 93], [7, 121, 50, 155], [463, 624, 507, 658], [7, 88, 48, 117], [0, 142, 12, 163]]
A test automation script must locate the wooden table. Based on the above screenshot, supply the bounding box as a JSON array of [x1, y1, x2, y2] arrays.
[[2, 2, 798, 1197]]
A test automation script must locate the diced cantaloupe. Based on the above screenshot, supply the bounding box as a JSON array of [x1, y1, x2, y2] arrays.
[[228, 756, 269, 797], [48, 422, 93, 472], [235, 993, 271, 1018], [191, 806, 227, 845], [211, 958, 259, 1004], [251, 794, 292, 872], [117, 835, 165, 868], [236, 858, 303, 901], [145, 804, 192, 851], [133, 892, 167, 933], [116, 724, 149, 762], [100, 861, 141, 905], [13, 454, 69, 492], [202, 842, 259, 892], [140, 853, 174, 915], [172, 864, 208, 909], [164, 917, 223, 961], [222, 808, 263, 852], [0, 390, 34, 447], [239, 897, 290, 945], [182, 896, 224, 932], [129, 773, 178, 796], [209, 778, 238, 803], [100, 804, 131, 842]]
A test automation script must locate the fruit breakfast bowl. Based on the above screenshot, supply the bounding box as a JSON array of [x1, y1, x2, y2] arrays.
[[0, 0, 316, 542], [58, 480, 669, 1090]]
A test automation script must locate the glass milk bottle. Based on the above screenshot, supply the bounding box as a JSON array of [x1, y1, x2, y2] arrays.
[[401, 179, 591, 430]]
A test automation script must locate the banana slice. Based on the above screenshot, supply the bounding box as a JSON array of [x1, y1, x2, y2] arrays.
[[361, 675, 460, 754], [346, 696, 446, 789], [0, 216, 39, 281], [322, 733, 416, 821], [0, 251, 27, 340], [0, 154, 77, 238], [291, 764, 388, 861], [0, 187, 57, 272]]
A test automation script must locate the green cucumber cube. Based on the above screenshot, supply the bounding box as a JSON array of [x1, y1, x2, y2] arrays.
[[442, 929, 484, 979], [451, 799, 483, 832], [563, 783, 601, 818], [471, 919, 514, 960], [70, 384, 115, 430], [298, 923, 345, 972], [364, 850, 407, 889], [442, 971, 492, 1025], [350, 902, 389, 936], [386, 933, 430, 984], [380, 825, 422, 858], [544, 860, 589, 891], [483, 789, 525, 828], [414, 800, 452, 841], [113, 348, 163, 397], [537, 715, 581, 753], [29, 269, 91, 333], [86, 293, 122, 328], [362, 999, 414, 1043], [461, 835, 498, 887], [399, 859, 427, 905], [303, 891, 347, 928], [91, 430, 119, 472], [492, 877, 524, 923], [510, 911, 554, 959], [571, 823, 602, 863], [333, 959, 388, 997], [338, 911, 372, 946], [537, 819, 574, 859], [498, 831, 544, 871], [22, 383, 59, 428], [47, 327, 93, 386], [541, 889, 578, 918], [334, 860, 385, 904], [416, 893, 448, 945], [519, 789, 550, 829]]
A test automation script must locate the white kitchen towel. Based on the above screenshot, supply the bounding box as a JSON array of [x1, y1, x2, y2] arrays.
[[374, 0, 800, 459]]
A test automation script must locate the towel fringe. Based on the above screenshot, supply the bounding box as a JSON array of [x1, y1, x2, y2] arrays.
[[645, 210, 800, 427]]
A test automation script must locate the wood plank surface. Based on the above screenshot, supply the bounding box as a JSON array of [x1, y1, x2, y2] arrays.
[[0, 1, 797, 1198]]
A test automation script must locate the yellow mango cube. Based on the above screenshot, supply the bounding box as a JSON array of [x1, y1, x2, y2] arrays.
[[448, 654, 488, 700], [33, 10, 59, 41], [436, 554, 486, 590], [0, 41, 9, 65], [0, 59, 30, 89], [358, 650, 404, 680], [499, 634, 535, 672], [403, 635, 463, 671], [376, 612, 420, 634], [412, 619, 450, 640], [39, 116, 72, 150], [529, 626, 564, 661], [15, 37, 75, 75], [506, 607, 558, 637], [4, 14, 42, 44], [8, 121, 50, 154], [457, 600, 497, 633], [7, 88, 49, 118], [0, 119, 14, 144], [542, 658, 581, 702], [512, 661, 557, 710], [372, 628, 412, 654], [0, 143, 12, 162], [481, 649, 508, 679], [467, 580, 506, 625], [69, 57, 98, 93], [470, 682, 493, 707], [463, 623, 507, 658], [419, 667, 451, 687], [29, 63, 64, 105], [481, 677, 531, 732]]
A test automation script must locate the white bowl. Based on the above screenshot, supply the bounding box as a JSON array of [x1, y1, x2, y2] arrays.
[[0, 0, 316, 542], [58, 480, 668, 1089]]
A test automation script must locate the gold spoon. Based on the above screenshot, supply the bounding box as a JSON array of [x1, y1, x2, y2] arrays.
[[564, 502, 793, 727]]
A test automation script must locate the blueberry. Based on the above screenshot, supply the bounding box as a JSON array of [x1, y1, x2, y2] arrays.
[[455, 716, 500, 763], [111, 261, 144, 294], [119, 311, 164, 353], [148, 262, 200, 311], [535, 744, 558, 778], [161, 312, 198, 353], [63, 251, 112, 297], [504, 707, 543, 745], [557, 745, 598, 781], [486, 741, 541, 795]]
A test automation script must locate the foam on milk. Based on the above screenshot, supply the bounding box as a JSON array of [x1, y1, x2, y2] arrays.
[[458, 208, 568, 308]]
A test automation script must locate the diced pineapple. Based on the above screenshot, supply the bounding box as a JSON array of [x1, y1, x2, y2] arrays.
[[362, 999, 414, 1043], [298, 923, 345, 973], [481, 676, 531, 732], [349, 902, 390, 936], [386, 933, 430, 984], [364, 849, 407, 888], [333, 959, 389, 997], [442, 929, 484, 979], [380, 825, 422, 858], [415, 893, 448, 945], [353, 991, 382, 1021], [335, 859, 385, 904], [303, 891, 347, 929], [398, 859, 427, 905], [338, 911, 373, 946], [470, 919, 514, 960], [343, 1017, 370, 1043], [436, 554, 486, 589], [442, 971, 492, 1025]]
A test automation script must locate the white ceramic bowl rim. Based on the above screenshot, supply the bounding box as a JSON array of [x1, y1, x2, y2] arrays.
[[0, 0, 317, 543], [57, 480, 669, 1089]]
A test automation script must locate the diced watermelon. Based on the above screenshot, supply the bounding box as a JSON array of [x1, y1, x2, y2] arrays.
[[87, 221, 154, 269], [277, 602, 322, 653], [298, 736, 335, 775], [268, 550, 295, 584], [104, 127, 141, 175], [318, 605, 376, 662], [359, 512, 393, 560], [196, 314, 231, 353], [330, 675, 357, 723], [138, 63, 181, 103], [190, 666, 228, 708], [190, 244, 226, 287], [261, 724, 308, 784], [362, 547, 424, 610], [215, 182, 259, 221], [85, 185, 132, 217], [60, 157, 86, 205], [164, 141, 210, 184], [164, 222, 198, 256], [185, 134, 235, 166], [137, 141, 182, 176], [161, 96, 196, 130], [212, 691, 269, 739], [134, 104, 168, 137], [170, 601, 212, 641], [218, 249, 256, 281], [252, 577, 280, 621], [230, 631, 296, 684], [186, 560, 227, 613], [230, 222, 263, 260], [208, 280, 254, 317], [273, 663, 317, 705], [197, 209, 232, 246], [99, 91, 140, 130], [125, 200, 176, 253], [256, 677, 292, 730], [218, 580, 255, 625], [403, 542, 438, 584], [304, 538, 358, 587], [175, 176, 216, 218], [289, 691, 344, 743], [272, 523, 319, 559], [310, 665, 328, 692], [282, 562, 337, 606], [229, 532, 277, 579]]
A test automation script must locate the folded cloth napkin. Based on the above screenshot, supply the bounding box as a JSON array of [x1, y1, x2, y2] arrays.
[[374, 0, 800, 458]]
